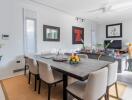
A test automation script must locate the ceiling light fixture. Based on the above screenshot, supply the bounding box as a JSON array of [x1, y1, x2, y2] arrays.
[[75, 17, 85, 22], [30, 0, 90, 22]]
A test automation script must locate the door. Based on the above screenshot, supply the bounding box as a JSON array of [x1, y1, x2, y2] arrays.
[[24, 18, 37, 54]]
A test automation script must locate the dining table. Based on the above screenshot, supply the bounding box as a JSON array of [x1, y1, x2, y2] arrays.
[[27, 54, 111, 100]]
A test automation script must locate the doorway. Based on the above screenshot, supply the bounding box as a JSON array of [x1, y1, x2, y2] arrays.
[[24, 18, 37, 55]]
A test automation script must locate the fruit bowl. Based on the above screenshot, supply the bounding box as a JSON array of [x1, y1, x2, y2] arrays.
[[68, 54, 80, 64]]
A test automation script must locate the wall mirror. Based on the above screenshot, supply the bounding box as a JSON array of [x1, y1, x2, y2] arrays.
[[43, 25, 60, 41]]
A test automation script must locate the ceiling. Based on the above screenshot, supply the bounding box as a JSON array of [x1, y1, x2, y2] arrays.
[[30, 0, 132, 23]]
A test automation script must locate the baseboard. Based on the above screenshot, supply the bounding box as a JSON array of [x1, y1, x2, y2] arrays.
[[13, 68, 25, 73]]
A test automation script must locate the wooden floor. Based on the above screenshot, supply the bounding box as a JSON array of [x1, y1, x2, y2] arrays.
[[1, 75, 127, 100], [0, 82, 5, 100]]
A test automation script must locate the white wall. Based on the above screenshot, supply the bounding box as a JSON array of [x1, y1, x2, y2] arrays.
[[96, 19, 132, 49], [0, 0, 24, 79], [0, 0, 97, 79]]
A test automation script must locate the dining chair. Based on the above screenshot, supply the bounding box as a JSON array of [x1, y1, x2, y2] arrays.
[[27, 57, 39, 91], [67, 67, 108, 100], [37, 60, 63, 100], [107, 61, 118, 100], [24, 56, 29, 75]]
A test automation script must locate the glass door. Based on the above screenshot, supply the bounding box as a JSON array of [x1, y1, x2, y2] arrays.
[[24, 18, 37, 54]]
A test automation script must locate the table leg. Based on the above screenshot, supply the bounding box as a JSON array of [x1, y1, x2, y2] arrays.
[[63, 74, 68, 100]]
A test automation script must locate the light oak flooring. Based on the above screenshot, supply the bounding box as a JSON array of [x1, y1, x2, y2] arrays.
[[1, 75, 127, 100], [0, 83, 5, 100]]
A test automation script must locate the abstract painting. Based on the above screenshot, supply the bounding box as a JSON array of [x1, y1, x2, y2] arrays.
[[72, 26, 84, 44], [106, 23, 122, 38]]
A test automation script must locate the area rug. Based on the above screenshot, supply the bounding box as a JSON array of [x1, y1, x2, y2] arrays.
[[1, 75, 127, 100]]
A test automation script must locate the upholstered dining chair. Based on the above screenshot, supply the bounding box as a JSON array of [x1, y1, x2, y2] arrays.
[[24, 56, 29, 75], [37, 60, 63, 100], [107, 61, 118, 100], [27, 57, 39, 91], [67, 67, 108, 100]]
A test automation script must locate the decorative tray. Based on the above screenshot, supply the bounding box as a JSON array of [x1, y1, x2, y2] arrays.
[[52, 58, 68, 62]]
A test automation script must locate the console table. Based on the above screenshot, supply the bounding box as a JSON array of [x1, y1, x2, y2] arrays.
[[80, 51, 128, 73]]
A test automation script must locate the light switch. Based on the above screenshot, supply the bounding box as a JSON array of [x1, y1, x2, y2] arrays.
[[2, 34, 9, 40]]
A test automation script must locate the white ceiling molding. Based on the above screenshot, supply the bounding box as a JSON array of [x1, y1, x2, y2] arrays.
[[29, 0, 91, 22], [30, 0, 73, 16]]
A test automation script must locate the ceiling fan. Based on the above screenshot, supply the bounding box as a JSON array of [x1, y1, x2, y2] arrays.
[[86, 0, 132, 13]]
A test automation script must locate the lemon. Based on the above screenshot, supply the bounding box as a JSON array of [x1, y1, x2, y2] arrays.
[[72, 59, 75, 62]]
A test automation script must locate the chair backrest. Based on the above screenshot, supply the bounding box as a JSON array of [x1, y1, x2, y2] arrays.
[[37, 60, 54, 83], [27, 57, 38, 74], [77, 54, 88, 59], [84, 67, 108, 100], [107, 61, 118, 86]]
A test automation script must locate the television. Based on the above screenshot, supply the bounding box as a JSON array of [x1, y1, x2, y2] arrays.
[[104, 40, 122, 49]]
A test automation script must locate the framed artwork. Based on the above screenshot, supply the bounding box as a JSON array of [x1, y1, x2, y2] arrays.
[[106, 23, 122, 38], [43, 25, 60, 41], [72, 26, 84, 44]]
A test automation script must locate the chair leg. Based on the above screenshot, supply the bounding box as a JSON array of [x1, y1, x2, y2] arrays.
[[37, 74, 40, 80], [24, 65, 26, 75], [98, 98, 102, 100], [34, 75, 37, 91], [105, 94, 107, 100], [38, 79, 41, 94], [115, 82, 119, 98], [98, 94, 107, 100], [98, 97, 102, 100], [106, 87, 109, 100], [48, 85, 51, 100], [28, 71, 31, 84]]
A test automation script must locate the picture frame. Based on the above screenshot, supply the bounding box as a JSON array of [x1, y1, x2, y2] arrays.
[[72, 26, 84, 44], [43, 25, 60, 41], [106, 23, 122, 38]]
